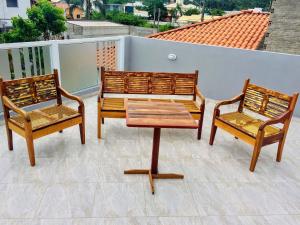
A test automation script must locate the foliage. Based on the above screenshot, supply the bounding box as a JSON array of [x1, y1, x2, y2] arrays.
[[93, 0, 108, 16], [27, 0, 66, 40], [143, 22, 175, 32], [183, 8, 200, 16], [0, 17, 41, 43], [158, 23, 175, 32], [0, 0, 66, 43], [208, 8, 225, 16], [91, 11, 105, 20], [143, 0, 168, 20], [106, 11, 147, 26]]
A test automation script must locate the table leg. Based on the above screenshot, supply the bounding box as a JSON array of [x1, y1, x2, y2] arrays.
[[151, 128, 161, 175], [124, 127, 184, 194]]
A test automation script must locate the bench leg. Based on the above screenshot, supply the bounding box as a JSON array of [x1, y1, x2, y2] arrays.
[[276, 136, 286, 162], [209, 124, 218, 146], [6, 128, 13, 151], [97, 105, 102, 139], [25, 135, 35, 167]]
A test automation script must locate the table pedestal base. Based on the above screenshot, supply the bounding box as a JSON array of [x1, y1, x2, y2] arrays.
[[124, 169, 184, 194]]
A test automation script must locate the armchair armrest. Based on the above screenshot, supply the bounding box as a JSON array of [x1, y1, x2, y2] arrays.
[[2, 96, 30, 121], [215, 93, 244, 110], [259, 111, 291, 131], [195, 86, 205, 105], [97, 82, 103, 103], [58, 87, 84, 108]]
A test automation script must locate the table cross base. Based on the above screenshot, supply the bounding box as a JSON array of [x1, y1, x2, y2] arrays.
[[124, 169, 184, 194]]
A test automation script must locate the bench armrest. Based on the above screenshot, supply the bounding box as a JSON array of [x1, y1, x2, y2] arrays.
[[215, 93, 244, 110], [2, 96, 30, 121], [58, 87, 84, 109], [97, 82, 103, 103], [195, 86, 205, 105], [259, 111, 292, 132]]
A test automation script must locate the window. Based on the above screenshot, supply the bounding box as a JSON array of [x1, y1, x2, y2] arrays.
[[77, 14, 81, 19], [6, 0, 18, 7]]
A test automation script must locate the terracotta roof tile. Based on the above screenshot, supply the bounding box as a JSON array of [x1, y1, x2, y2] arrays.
[[148, 10, 270, 50]]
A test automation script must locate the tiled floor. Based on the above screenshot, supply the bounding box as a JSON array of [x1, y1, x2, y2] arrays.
[[0, 94, 300, 225]]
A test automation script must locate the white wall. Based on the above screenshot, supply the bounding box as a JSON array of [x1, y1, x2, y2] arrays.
[[125, 36, 300, 116], [0, 0, 31, 27]]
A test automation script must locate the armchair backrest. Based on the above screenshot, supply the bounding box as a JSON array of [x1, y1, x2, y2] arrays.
[[0, 70, 61, 108], [100, 67, 198, 96], [240, 79, 299, 120]]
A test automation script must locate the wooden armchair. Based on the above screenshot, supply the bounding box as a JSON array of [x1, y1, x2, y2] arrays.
[[0, 70, 85, 166], [209, 79, 298, 172]]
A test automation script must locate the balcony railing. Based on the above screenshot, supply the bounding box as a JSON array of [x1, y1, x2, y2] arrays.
[[0, 35, 299, 116]]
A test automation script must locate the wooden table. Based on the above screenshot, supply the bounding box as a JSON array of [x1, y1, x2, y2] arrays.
[[124, 100, 198, 194]]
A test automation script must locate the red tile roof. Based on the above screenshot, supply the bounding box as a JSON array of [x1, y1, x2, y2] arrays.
[[148, 10, 270, 50]]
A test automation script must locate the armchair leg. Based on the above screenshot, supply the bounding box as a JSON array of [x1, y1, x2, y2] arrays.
[[6, 128, 13, 151], [79, 122, 85, 144], [209, 124, 218, 145], [25, 135, 35, 167], [98, 105, 102, 139], [276, 137, 286, 162], [249, 140, 263, 172], [197, 115, 204, 140]]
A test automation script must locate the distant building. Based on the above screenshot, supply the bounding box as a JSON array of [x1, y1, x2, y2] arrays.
[[0, 0, 32, 30], [265, 0, 300, 55], [148, 10, 270, 50], [52, 0, 84, 20]]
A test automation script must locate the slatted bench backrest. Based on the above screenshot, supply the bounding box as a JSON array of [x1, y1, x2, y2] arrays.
[[242, 83, 295, 119], [101, 68, 198, 95], [0, 72, 59, 108]]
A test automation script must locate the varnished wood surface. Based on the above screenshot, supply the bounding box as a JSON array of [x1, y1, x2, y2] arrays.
[[210, 78, 299, 172], [125, 100, 198, 129]]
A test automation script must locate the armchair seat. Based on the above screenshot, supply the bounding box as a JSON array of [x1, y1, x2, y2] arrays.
[[9, 105, 80, 131], [219, 112, 281, 138]]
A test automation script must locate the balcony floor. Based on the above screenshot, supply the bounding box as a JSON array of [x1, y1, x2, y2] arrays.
[[0, 93, 300, 225]]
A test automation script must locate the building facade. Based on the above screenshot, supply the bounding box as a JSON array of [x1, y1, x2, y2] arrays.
[[265, 0, 300, 55], [0, 0, 32, 30]]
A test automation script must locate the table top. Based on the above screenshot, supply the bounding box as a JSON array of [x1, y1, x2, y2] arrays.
[[125, 100, 198, 129]]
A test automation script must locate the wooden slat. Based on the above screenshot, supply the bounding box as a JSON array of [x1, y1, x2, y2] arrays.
[[101, 70, 197, 95], [125, 100, 198, 129], [243, 83, 293, 119]]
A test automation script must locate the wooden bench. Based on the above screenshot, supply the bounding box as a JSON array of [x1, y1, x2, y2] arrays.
[[209, 79, 298, 172], [97, 67, 205, 139], [0, 70, 85, 166]]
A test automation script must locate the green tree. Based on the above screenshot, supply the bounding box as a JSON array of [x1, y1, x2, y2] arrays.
[[93, 0, 108, 16], [0, 16, 41, 43], [27, 0, 66, 40], [143, 0, 168, 20], [208, 8, 224, 16], [183, 8, 200, 16]]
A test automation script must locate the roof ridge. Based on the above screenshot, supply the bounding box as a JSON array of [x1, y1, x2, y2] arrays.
[[147, 10, 269, 38]]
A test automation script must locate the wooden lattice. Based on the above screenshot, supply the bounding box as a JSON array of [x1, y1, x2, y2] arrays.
[[101, 70, 198, 95], [97, 41, 117, 71], [1, 74, 57, 108], [243, 83, 292, 118]]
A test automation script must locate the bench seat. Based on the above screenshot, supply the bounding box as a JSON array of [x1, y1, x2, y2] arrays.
[[101, 97, 201, 114]]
